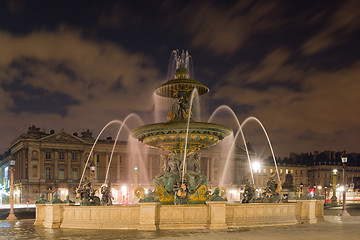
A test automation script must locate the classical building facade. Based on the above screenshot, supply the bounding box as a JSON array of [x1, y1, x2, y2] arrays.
[[2, 126, 359, 203], [0, 126, 247, 203]]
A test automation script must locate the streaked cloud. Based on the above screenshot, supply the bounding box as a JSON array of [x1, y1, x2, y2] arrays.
[[213, 48, 360, 156], [165, 0, 282, 55], [302, 0, 360, 55], [0, 27, 160, 152]]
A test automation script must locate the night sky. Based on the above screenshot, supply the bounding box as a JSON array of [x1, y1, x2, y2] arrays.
[[0, 0, 360, 158]]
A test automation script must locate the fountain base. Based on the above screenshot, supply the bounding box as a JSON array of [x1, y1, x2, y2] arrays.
[[35, 200, 324, 230]]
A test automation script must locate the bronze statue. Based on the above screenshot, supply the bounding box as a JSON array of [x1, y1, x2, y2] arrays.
[[101, 183, 114, 206]]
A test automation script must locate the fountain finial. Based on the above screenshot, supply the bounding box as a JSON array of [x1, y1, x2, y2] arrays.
[[175, 64, 189, 79]]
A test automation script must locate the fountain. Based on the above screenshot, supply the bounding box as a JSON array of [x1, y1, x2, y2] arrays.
[[130, 53, 232, 204], [35, 50, 324, 230]]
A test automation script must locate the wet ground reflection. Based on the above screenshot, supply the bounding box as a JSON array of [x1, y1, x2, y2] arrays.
[[0, 220, 245, 240]]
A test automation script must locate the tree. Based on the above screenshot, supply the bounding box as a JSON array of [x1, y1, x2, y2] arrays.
[[282, 173, 297, 192]]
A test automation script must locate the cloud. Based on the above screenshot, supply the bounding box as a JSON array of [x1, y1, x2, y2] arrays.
[[0, 27, 161, 153], [302, 0, 360, 55], [165, 0, 282, 55], [7, 0, 25, 15], [97, 1, 143, 29], [213, 48, 360, 157]]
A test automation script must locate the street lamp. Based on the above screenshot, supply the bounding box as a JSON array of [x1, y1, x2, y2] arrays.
[[251, 161, 261, 190], [252, 161, 261, 173], [299, 182, 304, 196], [339, 151, 350, 216], [90, 161, 96, 184], [6, 156, 18, 220], [331, 169, 338, 203], [133, 166, 139, 188], [324, 186, 328, 205]]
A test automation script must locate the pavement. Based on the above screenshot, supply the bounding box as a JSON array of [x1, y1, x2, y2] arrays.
[[0, 204, 360, 239]]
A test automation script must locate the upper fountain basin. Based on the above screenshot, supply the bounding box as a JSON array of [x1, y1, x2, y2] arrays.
[[155, 79, 209, 98], [130, 121, 232, 153]]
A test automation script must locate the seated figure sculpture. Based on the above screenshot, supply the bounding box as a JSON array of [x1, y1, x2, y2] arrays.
[[76, 177, 92, 206], [242, 179, 255, 203], [183, 153, 207, 193], [101, 183, 114, 206], [262, 172, 281, 203], [153, 154, 180, 193]]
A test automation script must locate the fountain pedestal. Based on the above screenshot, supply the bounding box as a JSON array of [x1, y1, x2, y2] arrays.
[[206, 201, 227, 229], [139, 202, 159, 230]]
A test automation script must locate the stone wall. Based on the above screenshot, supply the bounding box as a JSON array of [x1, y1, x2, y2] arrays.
[[226, 203, 298, 227], [35, 200, 324, 230]]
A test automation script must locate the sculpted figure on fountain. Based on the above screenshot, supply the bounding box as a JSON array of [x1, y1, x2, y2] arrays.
[[242, 179, 255, 203], [167, 91, 192, 121], [262, 172, 281, 203]]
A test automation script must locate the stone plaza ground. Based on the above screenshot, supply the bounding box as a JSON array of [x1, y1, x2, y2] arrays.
[[0, 204, 360, 239]]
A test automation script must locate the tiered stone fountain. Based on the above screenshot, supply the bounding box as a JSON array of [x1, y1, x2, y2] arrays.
[[35, 51, 324, 230], [131, 64, 231, 204]]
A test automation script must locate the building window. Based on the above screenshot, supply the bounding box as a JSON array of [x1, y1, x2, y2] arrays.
[[280, 169, 283, 174], [59, 152, 64, 160], [295, 170, 298, 175], [59, 168, 65, 179], [270, 168, 273, 173], [286, 169, 289, 174], [96, 154, 100, 163], [263, 169, 266, 173], [45, 167, 51, 180], [72, 152, 78, 162], [72, 168, 78, 180], [45, 152, 52, 160], [300, 170, 303, 175], [290, 169, 293, 174]]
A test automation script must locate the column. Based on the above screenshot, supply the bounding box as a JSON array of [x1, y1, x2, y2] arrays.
[[54, 151, 58, 179], [40, 150, 44, 180], [117, 155, 121, 181], [67, 151, 72, 181]]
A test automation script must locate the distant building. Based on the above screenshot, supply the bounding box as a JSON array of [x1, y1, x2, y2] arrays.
[[283, 151, 360, 198], [2, 125, 359, 203], [0, 125, 247, 203]]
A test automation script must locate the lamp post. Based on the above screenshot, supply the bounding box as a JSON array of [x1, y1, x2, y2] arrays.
[[6, 156, 18, 220], [251, 161, 261, 190], [133, 166, 138, 188], [90, 161, 96, 185], [331, 169, 338, 203], [324, 186, 328, 205], [339, 151, 350, 216]]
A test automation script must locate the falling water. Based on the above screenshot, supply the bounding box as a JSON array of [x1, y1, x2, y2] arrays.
[[208, 105, 255, 186], [154, 93, 168, 123], [78, 120, 122, 189], [181, 88, 199, 183], [104, 113, 145, 184], [167, 50, 193, 80], [241, 117, 281, 182], [78, 114, 144, 189], [127, 134, 150, 186], [209, 106, 281, 186]]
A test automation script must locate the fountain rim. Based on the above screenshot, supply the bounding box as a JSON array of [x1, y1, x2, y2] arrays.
[[130, 121, 232, 140], [155, 78, 209, 98]]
